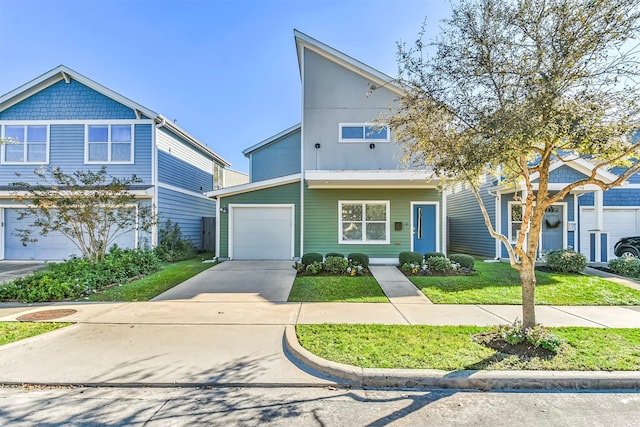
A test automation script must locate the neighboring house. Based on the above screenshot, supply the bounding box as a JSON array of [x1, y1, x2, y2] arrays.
[[208, 31, 443, 263], [0, 65, 240, 260], [447, 157, 639, 263]]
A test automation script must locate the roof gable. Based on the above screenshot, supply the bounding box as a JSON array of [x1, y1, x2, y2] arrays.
[[242, 123, 301, 156]]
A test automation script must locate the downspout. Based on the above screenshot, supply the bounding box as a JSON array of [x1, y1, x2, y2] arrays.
[[489, 188, 501, 259]]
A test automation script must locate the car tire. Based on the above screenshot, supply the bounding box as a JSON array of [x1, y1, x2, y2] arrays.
[[619, 248, 640, 258]]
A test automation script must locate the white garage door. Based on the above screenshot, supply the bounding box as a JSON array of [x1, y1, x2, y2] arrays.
[[230, 205, 293, 260], [2, 208, 136, 261], [580, 207, 640, 260]]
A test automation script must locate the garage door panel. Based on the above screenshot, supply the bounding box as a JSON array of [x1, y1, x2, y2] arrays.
[[581, 208, 640, 259], [231, 206, 293, 260]]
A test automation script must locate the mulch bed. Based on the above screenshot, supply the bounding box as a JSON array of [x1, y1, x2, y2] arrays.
[[17, 309, 77, 322], [473, 331, 556, 359]]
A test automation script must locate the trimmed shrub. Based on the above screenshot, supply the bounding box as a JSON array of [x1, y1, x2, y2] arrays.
[[301, 253, 323, 266], [449, 254, 475, 269], [399, 251, 424, 265], [348, 253, 369, 267], [544, 249, 587, 273], [427, 256, 452, 273], [324, 256, 348, 274], [425, 252, 446, 260], [609, 257, 640, 278], [305, 261, 323, 275], [325, 252, 345, 259]]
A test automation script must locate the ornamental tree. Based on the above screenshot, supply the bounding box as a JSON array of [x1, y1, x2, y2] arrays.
[[12, 166, 155, 262], [390, 0, 640, 327]]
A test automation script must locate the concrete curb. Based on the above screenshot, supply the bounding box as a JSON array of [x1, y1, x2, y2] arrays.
[[284, 325, 640, 390]]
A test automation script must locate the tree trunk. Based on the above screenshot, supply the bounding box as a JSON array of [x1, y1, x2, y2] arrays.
[[518, 258, 537, 328]]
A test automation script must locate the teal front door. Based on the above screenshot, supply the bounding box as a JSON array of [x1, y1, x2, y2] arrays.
[[413, 204, 436, 253], [541, 205, 564, 253]]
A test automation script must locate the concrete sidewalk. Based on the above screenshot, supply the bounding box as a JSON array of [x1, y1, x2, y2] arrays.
[[1, 262, 640, 389]]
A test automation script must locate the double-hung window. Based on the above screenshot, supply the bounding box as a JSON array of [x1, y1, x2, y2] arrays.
[[86, 124, 133, 163], [339, 201, 390, 244], [2, 124, 48, 164], [508, 202, 523, 243], [339, 123, 390, 143]]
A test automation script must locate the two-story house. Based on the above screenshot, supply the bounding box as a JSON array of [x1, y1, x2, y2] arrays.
[[0, 65, 243, 260], [208, 31, 443, 263]]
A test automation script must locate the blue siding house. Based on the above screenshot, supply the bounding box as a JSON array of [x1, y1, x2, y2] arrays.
[[0, 65, 242, 260]]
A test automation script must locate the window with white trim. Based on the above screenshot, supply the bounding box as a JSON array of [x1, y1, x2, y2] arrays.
[[508, 202, 523, 243], [86, 124, 133, 163], [339, 201, 390, 244], [1, 124, 49, 164], [339, 123, 390, 143]]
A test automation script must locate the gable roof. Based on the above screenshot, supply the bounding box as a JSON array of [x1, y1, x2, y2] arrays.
[[0, 65, 231, 167], [294, 30, 404, 97], [242, 123, 301, 157]]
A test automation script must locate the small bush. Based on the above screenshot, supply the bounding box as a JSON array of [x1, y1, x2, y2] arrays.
[[609, 257, 640, 278], [305, 261, 323, 275], [492, 320, 563, 353], [155, 220, 196, 262], [301, 253, 323, 266], [427, 256, 452, 273], [348, 253, 369, 267], [325, 252, 344, 259], [448, 254, 475, 269], [400, 262, 425, 275], [324, 256, 348, 274], [399, 251, 423, 265], [425, 252, 446, 260], [544, 249, 587, 273]]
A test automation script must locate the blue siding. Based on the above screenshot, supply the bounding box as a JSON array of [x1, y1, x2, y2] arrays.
[[447, 181, 497, 258], [0, 123, 152, 186], [0, 80, 136, 120], [547, 165, 589, 183], [157, 151, 213, 193], [157, 186, 217, 249], [610, 167, 640, 184], [579, 188, 640, 207], [251, 130, 301, 181]]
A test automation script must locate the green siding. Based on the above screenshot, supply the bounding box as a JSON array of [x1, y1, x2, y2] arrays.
[[218, 182, 301, 257], [304, 186, 443, 258]]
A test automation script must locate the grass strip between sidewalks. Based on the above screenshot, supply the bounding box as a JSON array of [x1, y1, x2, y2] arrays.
[[409, 261, 640, 305], [288, 276, 388, 303], [0, 322, 70, 346], [88, 254, 216, 301], [296, 324, 640, 371]]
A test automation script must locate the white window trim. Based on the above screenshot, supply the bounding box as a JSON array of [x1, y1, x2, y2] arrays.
[[338, 123, 391, 143], [84, 123, 135, 164], [0, 124, 50, 165], [338, 200, 390, 245], [508, 201, 523, 243]]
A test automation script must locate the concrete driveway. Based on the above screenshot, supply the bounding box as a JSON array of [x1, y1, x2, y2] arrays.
[[0, 261, 45, 284], [152, 261, 296, 302]]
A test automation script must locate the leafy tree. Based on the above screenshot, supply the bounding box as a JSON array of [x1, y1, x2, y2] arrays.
[[12, 166, 155, 262], [390, 0, 640, 327]]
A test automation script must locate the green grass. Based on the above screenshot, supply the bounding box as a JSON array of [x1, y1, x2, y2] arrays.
[[288, 276, 388, 303], [296, 324, 640, 371], [88, 253, 216, 301], [409, 261, 640, 305], [0, 322, 70, 346]]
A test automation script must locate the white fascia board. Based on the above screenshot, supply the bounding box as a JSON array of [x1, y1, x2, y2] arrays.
[[305, 170, 439, 189], [205, 173, 302, 198], [0, 189, 154, 199], [293, 30, 404, 97], [242, 123, 301, 157]]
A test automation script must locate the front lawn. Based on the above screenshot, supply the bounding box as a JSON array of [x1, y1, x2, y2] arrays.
[[0, 322, 70, 346], [410, 261, 640, 305], [296, 324, 640, 371], [288, 276, 388, 303], [88, 254, 215, 301]]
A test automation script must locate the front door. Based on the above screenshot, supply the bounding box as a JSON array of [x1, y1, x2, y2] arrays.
[[541, 205, 564, 253], [413, 204, 436, 253]]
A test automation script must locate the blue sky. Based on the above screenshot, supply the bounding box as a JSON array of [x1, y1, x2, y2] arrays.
[[0, 0, 452, 173]]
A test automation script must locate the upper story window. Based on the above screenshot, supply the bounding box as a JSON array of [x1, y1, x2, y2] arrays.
[[339, 123, 390, 143], [1, 124, 49, 164], [86, 124, 134, 164], [339, 200, 390, 244]]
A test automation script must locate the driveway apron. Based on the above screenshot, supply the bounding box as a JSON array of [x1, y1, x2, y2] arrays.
[[152, 261, 296, 302]]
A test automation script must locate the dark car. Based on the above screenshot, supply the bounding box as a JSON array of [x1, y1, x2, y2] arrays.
[[614, 236, 640, 258]]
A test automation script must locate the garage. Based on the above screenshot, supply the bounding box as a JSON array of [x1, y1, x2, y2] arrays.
[[2, 208, 136, 260], [580, 207, 640, 260], [229, 205, 294, 260]]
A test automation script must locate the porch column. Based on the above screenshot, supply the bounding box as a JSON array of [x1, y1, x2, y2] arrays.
[[588, 190, 608, 263]]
